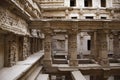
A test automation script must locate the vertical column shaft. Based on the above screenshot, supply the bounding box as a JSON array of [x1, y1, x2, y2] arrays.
[[68, 29, 78, 66], [89, 32, 97, 60], [43, 29, 53, 67], [113, 32, 120, 59], [97, 30, 109, 67]]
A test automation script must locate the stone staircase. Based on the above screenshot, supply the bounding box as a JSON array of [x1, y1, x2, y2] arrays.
[[27, 66, 49, 80], [27, 66, 43, 80]]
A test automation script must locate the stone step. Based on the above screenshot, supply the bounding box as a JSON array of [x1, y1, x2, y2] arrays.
[[27, 66, 43, 80], [71, 71, 86, 80], [36, 74, 49, 80]]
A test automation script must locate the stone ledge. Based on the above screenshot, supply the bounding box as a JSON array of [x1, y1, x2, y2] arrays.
[[0, 51, 44, 80]]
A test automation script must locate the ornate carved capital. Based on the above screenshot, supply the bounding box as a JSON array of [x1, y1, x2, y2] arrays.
[[97, 29, 110, 34], [87, 32, 94, 36], [67, 29, 78, 35], [42, 28, 53, 35], [65, 9, 69, 16], [112, 31, 120, 36], [103, 22, 109, 29]]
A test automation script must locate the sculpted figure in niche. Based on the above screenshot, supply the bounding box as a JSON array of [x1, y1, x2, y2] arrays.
[[23, 37, 28, 59], [9, 41, 17, 66]]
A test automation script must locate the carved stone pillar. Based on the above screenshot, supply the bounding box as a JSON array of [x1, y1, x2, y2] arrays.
[[43, 29, 53, 67], [18, 36, 23, 61], [36, 38, 38, 52], [113, 32, 120, 59], [30, 38, 34, 54], [4, 34, 18, 67], [35, 38, 37, 52], [37, 38, 40, 51], [32, 38, 35, 53], [23, 36, 29, 60], [90, 76, 97, 80], [97, 30, 109, 67], [68, 29, 78, 66]]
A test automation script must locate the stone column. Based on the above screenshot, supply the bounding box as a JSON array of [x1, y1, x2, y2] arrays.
[[37, 38, 40, 51], [68, 29, 78, 66], [43, 29, 53, 67], [32, 38, 35, 53], [113, 32, 120, 59], [31, 38, 34, 54], [35, 38, 37, 52], [90, 76, 97, 80], [18, 36, 23, 61], [23, 36, 29, 60], [4, 34, 18, 67], [97, 30, 109, 67]]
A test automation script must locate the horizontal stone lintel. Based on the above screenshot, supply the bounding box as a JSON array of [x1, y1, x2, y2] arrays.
[[29, 19, 120, 30]]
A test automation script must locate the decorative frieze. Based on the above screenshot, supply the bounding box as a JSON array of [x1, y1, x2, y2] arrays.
[[0, 6, 29, 35]]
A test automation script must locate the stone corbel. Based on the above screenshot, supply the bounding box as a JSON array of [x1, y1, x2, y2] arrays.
[[87, 32, 94, 36], [95, 8, 100, 17], [112, 31, 120, 36], [42, 28, 54, 37], [65, 9, 69, 16], [79, 8, 83, 15], [110, 10, 115, 17], [103, 22, 109, 29], [67, 28, 78, 35]]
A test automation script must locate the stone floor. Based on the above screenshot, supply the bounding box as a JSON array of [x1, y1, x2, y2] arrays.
[[0, 51, 44, 80]]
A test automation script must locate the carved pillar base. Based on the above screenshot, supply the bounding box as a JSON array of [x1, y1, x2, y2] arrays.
[[43, 59, 52, 67], [99, 58, 109, 67], [65, 74, 73, 80], [69, 59, 78, 66]]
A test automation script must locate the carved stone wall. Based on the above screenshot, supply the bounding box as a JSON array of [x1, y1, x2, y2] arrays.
[[0, 6, 29, 35]]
